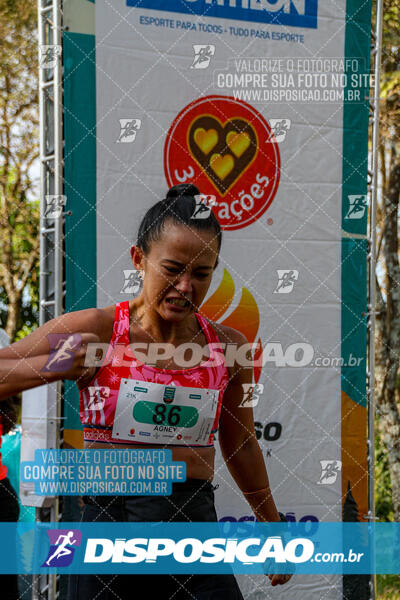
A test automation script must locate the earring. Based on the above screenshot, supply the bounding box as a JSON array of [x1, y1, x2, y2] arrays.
[[138, 270, 145, 281]]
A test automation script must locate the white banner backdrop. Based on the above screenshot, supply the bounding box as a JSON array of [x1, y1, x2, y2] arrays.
[[89, 1, 370, 597]]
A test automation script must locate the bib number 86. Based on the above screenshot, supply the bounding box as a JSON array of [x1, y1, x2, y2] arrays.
[[153, 404, 182, 426]]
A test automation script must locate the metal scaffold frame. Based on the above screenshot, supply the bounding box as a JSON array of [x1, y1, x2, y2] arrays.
[[36, 0, 64, 598]]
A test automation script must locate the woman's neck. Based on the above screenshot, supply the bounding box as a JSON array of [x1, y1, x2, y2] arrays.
[[129, 298, 200, 343]]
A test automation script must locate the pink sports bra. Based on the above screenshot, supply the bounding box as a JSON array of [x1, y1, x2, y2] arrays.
[[78, 301, 230, 446]]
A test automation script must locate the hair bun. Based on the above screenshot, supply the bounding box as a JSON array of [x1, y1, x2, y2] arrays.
[[166, 184, 200, 200]]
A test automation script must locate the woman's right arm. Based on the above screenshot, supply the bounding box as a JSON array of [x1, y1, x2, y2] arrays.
[[0, 308, 103, 401]]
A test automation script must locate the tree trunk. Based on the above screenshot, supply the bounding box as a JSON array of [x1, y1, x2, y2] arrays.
[[374, 275, 387, 409], [5, 292, 20, 342], [378, 160, 400, 521]]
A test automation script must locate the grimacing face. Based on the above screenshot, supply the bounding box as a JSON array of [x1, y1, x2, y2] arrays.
[[131, 221, 220, 320]]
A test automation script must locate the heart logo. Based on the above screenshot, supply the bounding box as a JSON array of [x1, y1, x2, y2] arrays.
[[210, 154, 234, 180], [188, 116, 258, 195], [194, 128, 218, 154], [165, 95, 281, 230], [226, 131, 251, 158]]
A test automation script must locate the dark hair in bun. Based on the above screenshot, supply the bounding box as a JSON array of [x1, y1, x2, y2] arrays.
[[165, 183, 200, 200], [136, 184, 222, 255]]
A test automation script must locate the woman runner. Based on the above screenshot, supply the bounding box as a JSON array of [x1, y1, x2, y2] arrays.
[[0, 184, 292, 598]]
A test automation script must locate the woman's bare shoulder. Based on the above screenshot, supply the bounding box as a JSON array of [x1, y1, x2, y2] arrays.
[[202, 318, 249, 346], [80, 304, 115, 342], [202, 319, 251, 381], [59, 305, 113, 331]]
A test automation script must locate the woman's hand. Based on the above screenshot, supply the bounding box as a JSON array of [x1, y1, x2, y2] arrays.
[[52, 332, 101, 385], [267, 573, 293, 586]]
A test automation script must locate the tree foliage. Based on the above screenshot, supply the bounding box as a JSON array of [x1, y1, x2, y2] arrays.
[[0, 0, 39, 341], [373, 5, 400, 597]]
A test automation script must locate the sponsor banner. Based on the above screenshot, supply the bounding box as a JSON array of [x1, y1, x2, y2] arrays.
[[126, 0, 318, 29], [63, 0, 372, 597], [0, 522, 398, 575]]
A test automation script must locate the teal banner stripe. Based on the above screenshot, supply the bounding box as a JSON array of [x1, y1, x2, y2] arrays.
[[63, 32, 96, 430], [342, 0, 372, 235], [341, 238, 367, 407], [341, 8, 371, 598], [341, 0, 372, 408]]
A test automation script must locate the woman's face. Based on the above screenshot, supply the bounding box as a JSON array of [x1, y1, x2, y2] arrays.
[[131, 221, 219, 320]]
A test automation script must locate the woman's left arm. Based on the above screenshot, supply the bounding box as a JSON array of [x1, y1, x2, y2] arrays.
[[217, 329, 280, 523], [217, 327, 293, 587]]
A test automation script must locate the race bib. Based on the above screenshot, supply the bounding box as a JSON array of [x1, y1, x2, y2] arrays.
[[111, 379, 220, 446]]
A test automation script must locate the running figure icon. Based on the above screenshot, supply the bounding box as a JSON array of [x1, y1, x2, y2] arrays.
[[42, 334, 82, 372], [45, 531, 77, 566]]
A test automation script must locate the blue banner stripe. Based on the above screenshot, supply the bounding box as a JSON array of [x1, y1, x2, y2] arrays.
[[126, 0, 318, 29]]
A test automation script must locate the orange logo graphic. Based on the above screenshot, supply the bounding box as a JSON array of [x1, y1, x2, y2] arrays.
[[199, 269, 263, 384]]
